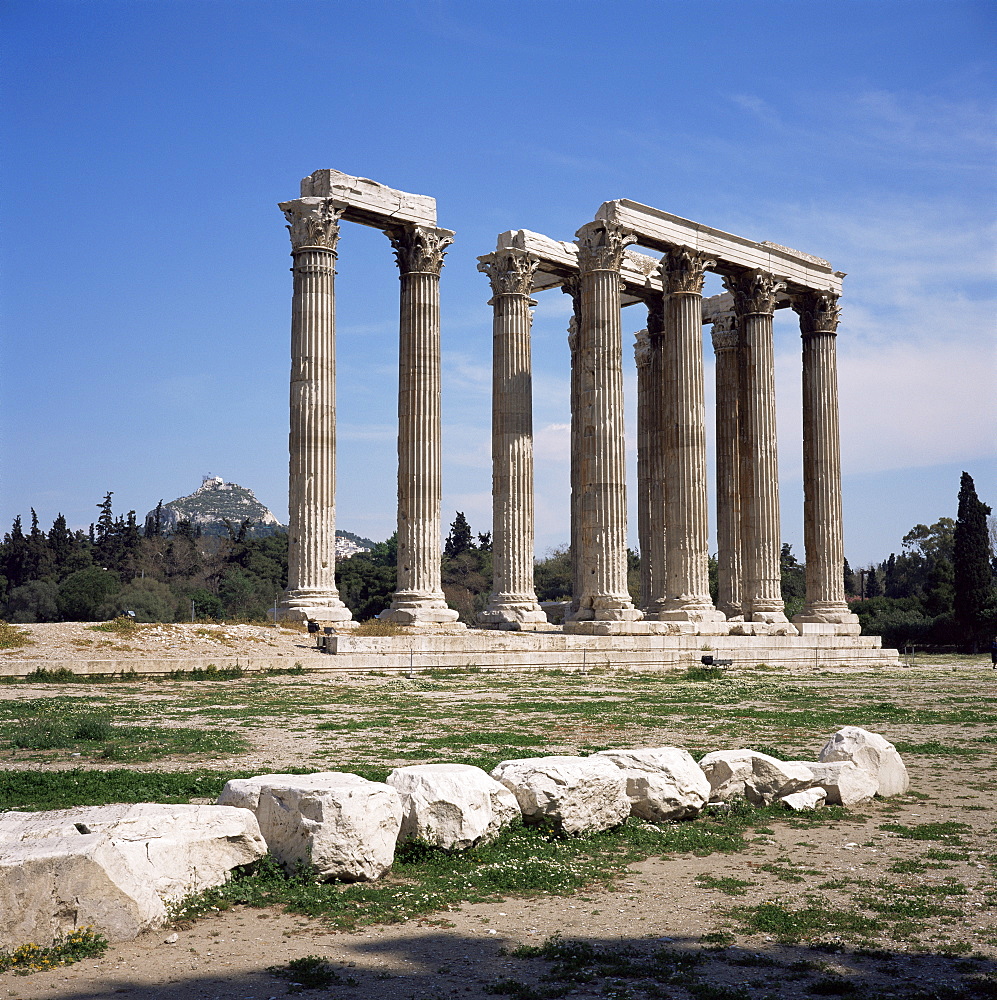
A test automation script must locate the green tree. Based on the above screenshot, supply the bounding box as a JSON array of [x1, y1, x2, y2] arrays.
[[780, 543, 806, 614], [97, 577, 179, 623], [534, 546, 571, 602], [57, 567, 121, 621], [444, 512, 475, 559], [953, 471, 995, 651], [4, 580, 60, 622], [865, 566, 883, 598]]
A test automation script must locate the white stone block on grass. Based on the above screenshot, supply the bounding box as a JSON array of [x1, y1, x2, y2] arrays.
[[817, 727, 909, 797], [491, 756, 629, 835], [387, 763, 520, 850], [0, 804, 266, 949], [780, 787, 827, 811], [787, 760, 877, 807], [698, 750, 816, 806], [594, 747, 710, 821], [218, 772, 402, 882]]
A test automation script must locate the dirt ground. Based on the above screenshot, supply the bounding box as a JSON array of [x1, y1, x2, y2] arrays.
[[1, 626, 995, 999]]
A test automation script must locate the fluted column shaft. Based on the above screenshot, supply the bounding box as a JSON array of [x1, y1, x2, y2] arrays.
[[477, 251, 547, 628], [278, 198, 351, 622], [383, 226, 459, 625], [725, 271, 789, 624], [793, 292, 859, 630], [654, 248, 723, 623], [563, 281, 583, 618], [711, 312, 743, 620], [571, 222, 641, 622], [635, 329, 653, 609], [636, 298, 668, 615]]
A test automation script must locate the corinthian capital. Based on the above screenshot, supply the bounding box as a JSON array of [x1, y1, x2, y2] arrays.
[[387, 226, 455, 275], [634, 329, 651, 368], [710, 311, 739, 352], [659, 247, 716, 295], [723, 270, 786, 315], [477, 249, 539, 297], [280, 198, 345, 252], [575, 222, 636, 273], [791, 290, 841, 336]]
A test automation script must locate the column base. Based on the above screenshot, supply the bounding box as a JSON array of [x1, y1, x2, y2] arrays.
[[278, 591, 354, 624], [478, 600, 550, 630], [381, 591, 461, 626], [793, 609, 861, 636], [649, 598, 726, 625]]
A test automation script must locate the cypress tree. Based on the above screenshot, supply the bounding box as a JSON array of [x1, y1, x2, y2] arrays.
[[953, 471, 994, 651]]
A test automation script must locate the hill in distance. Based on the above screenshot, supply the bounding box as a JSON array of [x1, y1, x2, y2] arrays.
[[146, 476, 375, 550]]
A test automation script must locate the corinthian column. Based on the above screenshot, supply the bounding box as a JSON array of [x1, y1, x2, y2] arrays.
[[636, 297, 668, 615], [569, 222, 642, 623], [277, 197, 353, 623], [562, 280, 583, 618], [477, 250, 547, 629], [711, 311, 743, 620], [724, 270, 791, 626], [654, 248, 725, 625], [792, 291, 860, 633], [382, 225, 460, 625]]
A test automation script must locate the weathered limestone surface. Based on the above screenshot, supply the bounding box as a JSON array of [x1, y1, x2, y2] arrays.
[[595, 747, 710, 821], [792, 292, 861, 633], [567, 222, 641, 625], [654, 248, 724, 624], [711, 311, 743, 620], [383, 226, 461, 626], [277, 198, 353, 624], [301, 169, 437, 229], [387, 764, 520, 850], [219, 772, 402, 881], [788, 760, 878, 806], [477, 250, 547, 629], [699, 750, 816, 806], [817, 727, 909, 797], [0, 804, 265, 948], [491, 756, 630, 835], [780, 787, 827, 811], [724, 271, 794, 628]]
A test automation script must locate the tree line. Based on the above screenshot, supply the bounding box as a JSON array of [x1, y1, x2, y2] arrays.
[[2, 474, 993, 650]]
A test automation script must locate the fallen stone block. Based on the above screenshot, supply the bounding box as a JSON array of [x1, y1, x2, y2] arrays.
[[817, 727, 909, 797], [218, 772, 402, 881], [0, 804, 266, 949], [387, 763, 520, 850], [698, 750, 816, 806], [787, 759, 878, 806], [780, 787, 827, 811], [491, 755, 629, 835], [594, 747, 710, 821]]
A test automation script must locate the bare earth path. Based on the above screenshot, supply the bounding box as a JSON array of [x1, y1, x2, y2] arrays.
[[1, 625, 994, 999]]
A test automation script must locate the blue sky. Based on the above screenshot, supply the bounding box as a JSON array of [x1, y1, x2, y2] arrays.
[[2, 0, 994, 568]]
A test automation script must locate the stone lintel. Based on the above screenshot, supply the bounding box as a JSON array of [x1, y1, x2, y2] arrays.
[[301, 169, 437, 231], [596, 200, 843, 296], [495, 229, 660, 306]]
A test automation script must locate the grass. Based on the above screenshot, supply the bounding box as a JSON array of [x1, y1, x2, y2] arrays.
[[0, 928, 108, 974], [169, 803, 791, 932], [165, 664, 245, 681], [0, 699, 249, 762], [267, 955, 351, 992], [728, 896, 883, 943], [87, 616, 139, 635], [352, 618, 409, 636], [879, 821, 971, 843], [0, 620, 33, 650]]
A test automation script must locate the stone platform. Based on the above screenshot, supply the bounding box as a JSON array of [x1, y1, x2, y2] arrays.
[[0, 630, 899, 678]]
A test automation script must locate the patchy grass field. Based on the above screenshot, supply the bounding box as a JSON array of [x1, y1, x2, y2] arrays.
[[0, 657, 994, 999]]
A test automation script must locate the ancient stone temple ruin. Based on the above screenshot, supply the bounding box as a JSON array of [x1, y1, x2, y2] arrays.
[[277, 168, 882, 668]]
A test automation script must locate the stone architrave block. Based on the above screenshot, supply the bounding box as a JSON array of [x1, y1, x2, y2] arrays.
[[698, 750, 816, 806], [218, 772, 402, 882], [490, 756, 629, 835], [817, 727, 909, 797], [787, 760, 877, 806], [0, 804, 266, 949], [387, 764, 520, 850], [780, 787, 827, 811], [594, 747, 710, 821]]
